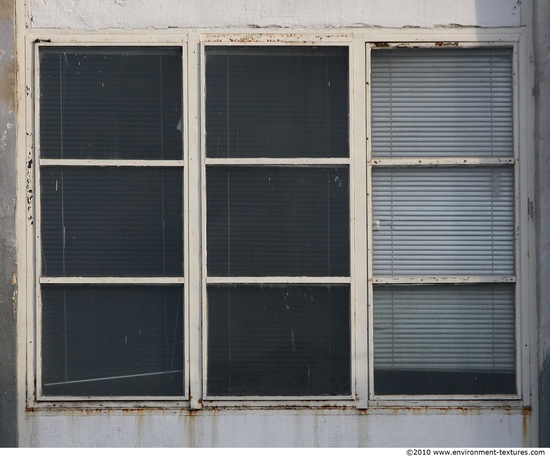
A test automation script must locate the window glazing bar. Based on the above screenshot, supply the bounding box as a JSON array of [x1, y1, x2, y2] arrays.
[[371, 158, 515, 167], [371, 276, 516, 284], [206, 276, 350, 284], [205, 158, 351, 166], [40, 159, 185, 167], [40, 277, 185, 284]]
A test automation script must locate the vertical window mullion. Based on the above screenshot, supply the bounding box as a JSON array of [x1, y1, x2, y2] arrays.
[[353, 38, 369, 407], [188, 34, 203, 408]]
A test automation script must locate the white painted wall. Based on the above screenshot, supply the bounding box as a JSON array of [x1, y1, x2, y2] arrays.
[[29, 410, 527, 447], [28, 0, 520, 30], [21, 0, 534, 448]]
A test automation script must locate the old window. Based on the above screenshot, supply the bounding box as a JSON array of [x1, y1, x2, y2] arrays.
[[32, 38, 522, 404]]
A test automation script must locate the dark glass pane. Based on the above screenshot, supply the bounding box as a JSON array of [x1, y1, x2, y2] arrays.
[[206, 46, 348, 158], [207, 167, 349, 277], [207, 284, 350, 396], [42, 285, 184, 396], [41, 167, 183, 277], [373, 285, 516, 395], [40, 47, 183, 160], [374, 370, 516, 395]]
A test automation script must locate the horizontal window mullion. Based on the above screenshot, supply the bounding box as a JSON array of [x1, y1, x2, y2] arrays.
[[371, 276, 516, 284], [40, 277, 185, 285], [370, 158, 515, 167], [204, 395, 354, 402], [39, 159, 185, 167], [205, 158, 350, 166], [206, 276, 350, 284]]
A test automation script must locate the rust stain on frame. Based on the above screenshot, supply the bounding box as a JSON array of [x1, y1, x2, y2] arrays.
[[435, 41, 459, 47]]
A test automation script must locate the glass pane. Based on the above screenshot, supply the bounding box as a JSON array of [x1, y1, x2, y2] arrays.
[[373, 284, 516, 395], [372, 168, 515, 276], [40, 47, 183, 160], [207, 167, 349, 277], [207, 284, 350, 396], [42, 285, 184, 396], [206, 46, 348, 158], [371, 48, 513, 158], [41, 167, 183, 277]]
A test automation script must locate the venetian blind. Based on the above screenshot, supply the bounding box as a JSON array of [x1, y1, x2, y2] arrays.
[[371, 48, 513, 158]]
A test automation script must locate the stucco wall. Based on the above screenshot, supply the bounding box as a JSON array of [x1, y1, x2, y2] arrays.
[[28, 0, 520, 30], [28, 410, 527, 447]]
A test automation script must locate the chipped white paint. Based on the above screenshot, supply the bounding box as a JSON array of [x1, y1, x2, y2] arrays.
[[28, 0, 520, 30]]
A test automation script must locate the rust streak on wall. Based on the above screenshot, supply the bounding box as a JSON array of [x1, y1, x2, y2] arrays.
[[0, 0, 15, 21], [521, 407, 531, 447], [0, 57, 16, 112]]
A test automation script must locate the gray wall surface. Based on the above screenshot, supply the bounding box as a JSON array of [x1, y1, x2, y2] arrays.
[[0, 0, 17, 448], [534, 0, 550, 446]]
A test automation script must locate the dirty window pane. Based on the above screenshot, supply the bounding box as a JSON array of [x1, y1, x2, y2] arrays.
[[373, 284, 516, 395], [372, 168, 514, 276], [41, 167, 183, 277], [207, 167, 349, 277], [42, 285, 184, 396], [40, 47, 183, 160], [206, 46, 349, 158], [207, 284, 350, 396], [371, 48, 513, 158]]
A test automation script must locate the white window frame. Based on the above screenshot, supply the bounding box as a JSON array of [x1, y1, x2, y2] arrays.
[[21, 28, 536, 411]]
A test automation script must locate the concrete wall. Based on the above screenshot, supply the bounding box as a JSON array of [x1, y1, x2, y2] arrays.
[[0, 0, 18, 448], [10, 0, 542, 448], [534, 0, 550, 447], [28, 410, 526, 447], [28, 0, 520, 29]]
